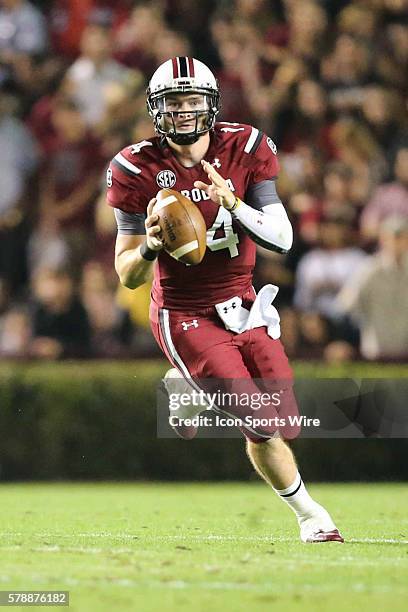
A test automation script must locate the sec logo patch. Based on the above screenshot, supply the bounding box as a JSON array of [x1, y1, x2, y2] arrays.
[[266, 137, 277, 155], [156, 169, 177, 189]]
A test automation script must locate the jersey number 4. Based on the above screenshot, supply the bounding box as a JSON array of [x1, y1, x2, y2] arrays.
[[206, 207, 239, 258]]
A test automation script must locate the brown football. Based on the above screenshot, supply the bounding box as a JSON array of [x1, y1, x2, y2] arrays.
[[154, 188, 207, 265]]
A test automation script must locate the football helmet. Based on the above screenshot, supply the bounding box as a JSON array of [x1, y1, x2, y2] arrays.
[[147, 57, 220, 145]]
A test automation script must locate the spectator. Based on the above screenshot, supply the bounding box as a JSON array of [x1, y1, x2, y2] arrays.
[[282, 79, 333, 159], [80, 261, 132, 357], [49, 0, 131, 59], [281, 143, 324, 203], [285, 1, 328, 65], [360, 146, 408, 242], [376, 20, 408, 88], [294, 212, 366, 328], [0, 305, 31, 357], [0, 90, 38, 296], [153, 29, 191, 68], [28, 215, 70, 277], [63, 23, 137, 129], [214, 35, 255, 124], [0, 0, 47, 60], [321, 34, 371, 113], [30, 267, 91, 359], [115, 280, 162, 358], [289, 162, 355, 248], [360, 86, 405, 171], [35, 96, 106, 272], [298, 311, 330, 360], [166, 0, 220, 64], [330, 117, 386, 206], [113, 4, 164, 75], [338, 217, 408, 361], [320, 162, 355, 219], [337, 3, 378, 43], [0, 0, 48, 96], [0, 278, 10, 314]]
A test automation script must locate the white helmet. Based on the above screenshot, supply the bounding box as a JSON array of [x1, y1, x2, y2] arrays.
[[147, 57, 220, 145]]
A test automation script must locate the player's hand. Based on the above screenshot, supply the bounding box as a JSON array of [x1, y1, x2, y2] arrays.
[[194, 160, 236, 210], [145, 198, 164, 252]]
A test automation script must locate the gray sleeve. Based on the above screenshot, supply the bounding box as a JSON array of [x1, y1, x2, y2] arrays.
[[245, 179, 282, 210], [114, 208, 146, 235]]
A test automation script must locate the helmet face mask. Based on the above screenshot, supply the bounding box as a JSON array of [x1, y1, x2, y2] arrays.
[[147, 58, 220, 145]]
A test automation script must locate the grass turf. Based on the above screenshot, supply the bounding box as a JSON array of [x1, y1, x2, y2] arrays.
[[0, 483, 407, 612]]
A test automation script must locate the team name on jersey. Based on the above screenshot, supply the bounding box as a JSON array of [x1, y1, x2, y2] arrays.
[[181, 179, 235, 203]]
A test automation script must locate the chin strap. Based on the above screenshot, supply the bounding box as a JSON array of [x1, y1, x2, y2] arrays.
[[169, 132, 201, 145], [156, 107, 216, 144], [230, 198, 293, 254]]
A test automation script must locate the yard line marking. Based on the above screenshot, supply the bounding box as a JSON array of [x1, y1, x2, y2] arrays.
[[1, 533, 407, 545], [348, 537, 408, 544]]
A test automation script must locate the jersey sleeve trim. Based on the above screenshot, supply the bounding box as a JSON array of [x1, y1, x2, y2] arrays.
[[244, 127, 263, 155], [113, 153, 142, 177]]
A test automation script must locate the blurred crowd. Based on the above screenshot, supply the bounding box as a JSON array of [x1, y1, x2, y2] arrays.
[[0, 0, 407, 362]]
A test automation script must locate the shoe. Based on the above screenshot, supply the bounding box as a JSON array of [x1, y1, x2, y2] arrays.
[[302, 528, 344, 543], [299, 506, 344, 543]]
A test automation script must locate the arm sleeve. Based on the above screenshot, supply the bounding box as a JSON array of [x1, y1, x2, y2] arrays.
[[234, 179, 292, 253], [114, 208, 146, 235], [232, 201, 293, 253]]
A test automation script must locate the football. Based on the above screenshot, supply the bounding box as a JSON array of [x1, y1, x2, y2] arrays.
[[154, 188, 207, 265]]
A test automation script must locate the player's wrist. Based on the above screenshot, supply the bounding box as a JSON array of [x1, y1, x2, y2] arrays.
[[219, 192, 236, 210], [229, 197, 242, 214], [140, 241, 160, 260]]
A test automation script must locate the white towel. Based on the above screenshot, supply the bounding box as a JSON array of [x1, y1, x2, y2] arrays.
[[215, 284, 281, 339]]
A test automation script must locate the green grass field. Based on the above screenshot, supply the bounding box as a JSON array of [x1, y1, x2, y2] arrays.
[[0, 483, 407, 612]]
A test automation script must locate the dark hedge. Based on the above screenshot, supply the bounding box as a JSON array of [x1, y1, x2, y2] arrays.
[[0, 361, 406, 480]]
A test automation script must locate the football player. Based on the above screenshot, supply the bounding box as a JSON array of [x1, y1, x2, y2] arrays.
[[107, 56, 344, 543]]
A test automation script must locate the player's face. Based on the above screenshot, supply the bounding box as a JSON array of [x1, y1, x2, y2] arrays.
[[158, 93, 209, 132]]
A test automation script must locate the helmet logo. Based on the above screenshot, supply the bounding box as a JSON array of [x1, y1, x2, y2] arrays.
[[156, 170, 177, 189]]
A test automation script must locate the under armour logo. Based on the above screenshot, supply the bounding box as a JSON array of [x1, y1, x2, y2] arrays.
[[181, 320, 199, 330], [222, 302, 237, 314], [212, 158, 221, 168]]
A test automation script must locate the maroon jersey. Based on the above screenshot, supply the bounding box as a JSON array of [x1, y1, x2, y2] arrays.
[[107, 122, 279, 309]]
